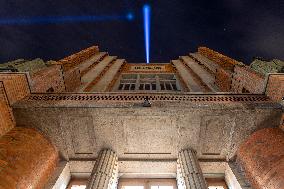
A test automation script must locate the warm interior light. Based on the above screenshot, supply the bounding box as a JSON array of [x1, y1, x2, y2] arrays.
[[123, 186, 144, 189], [208, 186, 225, 189], [70, 185, 86, 189], [151, 186, 174, 189]]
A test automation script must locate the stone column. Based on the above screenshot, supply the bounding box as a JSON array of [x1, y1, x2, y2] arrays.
[[177, 149, 207, 189], [87, 149, 119, 189]]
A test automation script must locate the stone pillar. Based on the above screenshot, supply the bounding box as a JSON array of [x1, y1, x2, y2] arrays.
[[87, 149, 119, 189], [177, 149, 207, 189]]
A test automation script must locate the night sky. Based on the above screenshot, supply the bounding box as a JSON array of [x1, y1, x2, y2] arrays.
[[0, 0, 283, 64]]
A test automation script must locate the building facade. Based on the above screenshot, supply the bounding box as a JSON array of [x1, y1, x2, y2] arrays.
[[0, 46, 283, 189]]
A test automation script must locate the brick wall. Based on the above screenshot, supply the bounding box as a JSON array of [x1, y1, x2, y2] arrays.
[[198, 47, 239, 71], [30, 65, 65, 93], [266, 74, 284, 101], [0, 73, 30, 137], [231, 65, 266, 94], [237, 128, 284, 189], [215, 68, 232, 92], [0, 73, 30, 104], [63, 67, 81, 92], [0, 127, 58, 188], [56, 46, 99, 70], [0, 82, 14, 137]]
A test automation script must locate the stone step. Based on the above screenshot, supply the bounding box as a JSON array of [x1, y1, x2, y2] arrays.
[[81, 55, 117, 84], [180, 56, 219, 92], [82, 56, 118, 92], [190, 52, 221, 74], [92, 59, 125, 92], [171, 59, 203, 92], [79, 52, 108, 76]]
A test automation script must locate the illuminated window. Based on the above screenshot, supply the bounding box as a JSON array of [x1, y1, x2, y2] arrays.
[[70, 185, 86, 189], [122, 186, 144, 189], [117, 74, 180, 91], [208, 187, 225, 189], [118, 179, 177, 189], [151, 186, 173, 189]]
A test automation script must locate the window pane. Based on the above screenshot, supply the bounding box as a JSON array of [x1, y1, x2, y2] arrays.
[[139, 84, 144, 90], [130, 84, 135, 90], [160, 83, 165, 90], [123, 186, 144, 189], [71, 185, 86, 189], [151, 186, 173, 189], [172, 84, 177, 90], [118, 84, 124, 90], [124, 84, 130, 90], [145, 84, 150, 90], [152, 83, 156, 90], [165, 83, 171, 90]]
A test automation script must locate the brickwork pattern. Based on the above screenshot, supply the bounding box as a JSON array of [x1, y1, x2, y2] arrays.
[[0, 73, 30, 104], [63, 67, 81, 92], [232, 65, 266, 94], [0, 127, 58, 189], [266, 74, 284, 101], [30, 65, 65, 93], [198, 47, 239, 71], [237, 128, 284, 189], [55, 46, 99, 71], [0, 82, 14, 137], [215, 68, 232, 92]]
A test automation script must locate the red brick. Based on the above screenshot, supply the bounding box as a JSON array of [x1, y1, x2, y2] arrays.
[[232, 65, 266, 93], [30, 65, 65, 93], [237, 128, 284, 189], [0, 127, 58, 189], [198, 47, 239, 71], [266, 75, 284, 102]]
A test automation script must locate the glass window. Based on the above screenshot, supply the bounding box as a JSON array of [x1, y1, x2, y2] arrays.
[[151, 186, 173, 189], [165, 83, 171, 90], [122, 187, 144, 189], [130, 84, 136, 90], [70, 185, 86, 189], [152, 83, 156, 90], [139, 84, 144, 90], [119, 84, 124, 90], [160, 83, 165, 90], [145, 84, 150, 90], [124, 84, 130, 90]]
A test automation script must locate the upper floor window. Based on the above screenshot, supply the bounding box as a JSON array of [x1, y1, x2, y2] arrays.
[[117, 74, 181, 92]]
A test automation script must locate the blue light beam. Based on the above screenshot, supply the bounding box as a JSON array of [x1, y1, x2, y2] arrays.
[[143, 4, 151, 64], [0, 14, 134, 25]]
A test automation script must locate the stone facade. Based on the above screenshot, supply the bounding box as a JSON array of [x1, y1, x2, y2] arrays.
[[0, 45, 283, 188]]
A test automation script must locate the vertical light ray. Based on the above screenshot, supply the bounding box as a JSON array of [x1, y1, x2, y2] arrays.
[[143, 4, 151, 63]]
